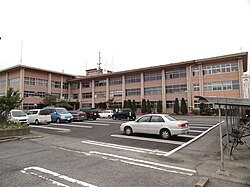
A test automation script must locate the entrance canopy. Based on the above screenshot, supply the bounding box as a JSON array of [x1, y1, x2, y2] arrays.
[[195, 96, 250, 107]]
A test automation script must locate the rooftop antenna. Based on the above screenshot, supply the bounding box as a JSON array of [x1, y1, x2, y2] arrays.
[[20, 41, 23, 64], [97, 51, 102, 70]]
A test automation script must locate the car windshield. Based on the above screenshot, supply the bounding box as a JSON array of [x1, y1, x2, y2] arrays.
[[164, 115, 177, 121], [56, 108, 68, 114], [12, 110, 27, 117]]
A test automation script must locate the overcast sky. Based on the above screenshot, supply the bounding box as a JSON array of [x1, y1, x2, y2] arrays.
[[0, 0, 250, 75]]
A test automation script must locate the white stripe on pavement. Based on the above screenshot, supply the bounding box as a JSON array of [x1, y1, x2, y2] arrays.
[[30, 125, 71, 132], [188, 130, 204, 133], [111, 134, 184, 145], [189, 126, 209, 129], [21, 166, 97, 187], [52, 124, 92, 128], [53, 146, 196, 176], [178, 134, 196, 138], [81, 140, 169, 155]]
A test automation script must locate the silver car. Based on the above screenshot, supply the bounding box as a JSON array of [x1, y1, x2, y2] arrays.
[[120, 114, 189, 139]]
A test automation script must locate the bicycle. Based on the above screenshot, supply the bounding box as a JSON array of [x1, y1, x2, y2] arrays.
[[222, 125, 250, 156]]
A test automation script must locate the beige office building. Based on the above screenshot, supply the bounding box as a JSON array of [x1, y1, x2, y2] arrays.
[[0, 52, 248, 113]]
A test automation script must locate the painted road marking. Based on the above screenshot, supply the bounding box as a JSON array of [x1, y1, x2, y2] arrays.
[[80, 122, 110, 126], [164, 121, 223, 156], [81, 140, 169, 155], [111, 134, 184, 145], [188, 130, 204, 133], [30, 125, 71, 132], [189, 126, 209, 129], [21, 166, 97, 187], [178, 134, 196, 138], [189, 123, 214, 127], [52, 124, 93, 128], [53, 146, 196, 176]]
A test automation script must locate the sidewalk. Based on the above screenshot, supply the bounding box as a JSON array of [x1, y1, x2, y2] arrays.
[[170, 125, 250, 185]]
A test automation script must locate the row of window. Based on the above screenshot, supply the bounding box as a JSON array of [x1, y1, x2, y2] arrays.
[[192, 62, 238, 76], [24, 77, 68, 89]]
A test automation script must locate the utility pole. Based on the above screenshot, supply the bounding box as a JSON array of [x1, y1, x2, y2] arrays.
[[97, 51, 102, 71], [20, 41, 23, 64]]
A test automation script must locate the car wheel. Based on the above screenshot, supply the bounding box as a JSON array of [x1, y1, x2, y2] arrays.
[[47, 122, 50, 124], [124, 126, 133, 136], [68, 120, 71, 123], [160, 129, 171, 140], [56, 118, 60, 123], [35, 119, 39, 125]]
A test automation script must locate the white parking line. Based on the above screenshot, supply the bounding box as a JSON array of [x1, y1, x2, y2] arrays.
[[189, 123, 214, 127], [81, 140, 169, 155], [111, 134, 184, 145], [53, 146, 196, 176], [188, 130, 204, 133], [189, 126, 209, 129], [81, 122, 110, 126], [178, 134, 196, 138], [21, 166, 97, 187], [52, 124, 92, 128], [30, 125, 71, 132]]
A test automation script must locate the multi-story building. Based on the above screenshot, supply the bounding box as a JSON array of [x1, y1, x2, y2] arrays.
[[0, 52, 248, 113]]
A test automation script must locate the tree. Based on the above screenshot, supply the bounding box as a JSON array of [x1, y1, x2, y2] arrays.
[[106, 98, 114, 109], [132, 100, 137, 112], [0, 87, 22, 116], [174, 98, 179, 115], [181, 98, 188, 115], [146, 99, 152, 113], [157, 100, 162, 113], [141, 99, 146, 113], [42, 93, 57, 106], [56, 100, 73, 110], [123, 100, 127, 108], [200, 102, 206, 115], [127, 99, 132, 109]]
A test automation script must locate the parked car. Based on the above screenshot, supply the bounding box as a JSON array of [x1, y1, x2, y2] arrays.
[[79, 108, 99, 120], [68, 111, 87, 121], [8, 109, 28, 124], [27, 109, 51, 125], [112, 108, 136, 121], [44, 107, 73, 123], [99, 110, 114, 118], [120, 114, 189, 139]]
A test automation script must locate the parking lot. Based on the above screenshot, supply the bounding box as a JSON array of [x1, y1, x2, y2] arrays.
[[30, 116, 219, 156]]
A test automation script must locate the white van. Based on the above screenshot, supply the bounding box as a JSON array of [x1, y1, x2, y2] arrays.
[[27, 109, 51, 125], [99, 110, 114, 118], [9, 110, 28, 124]]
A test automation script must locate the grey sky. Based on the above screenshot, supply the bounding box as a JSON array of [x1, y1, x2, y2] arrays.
[[0, 0, 250, 75]]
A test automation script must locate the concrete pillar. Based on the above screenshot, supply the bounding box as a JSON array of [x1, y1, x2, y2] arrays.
[[79, 81, 82, 108], [19, 68, 25, 110], [5, 73, 8, 95], [122, 75, 125, 107], [238, 59, 244, 98], [92, 79, 95, 108], [48, 73, 52, 94], [106, 77, 109, 101], [186, 66, 192, 113], [140, 72, 144, 100], [198, 64, 204, 96], [60, 76, 63, 99], [161, 69, 166, 113]]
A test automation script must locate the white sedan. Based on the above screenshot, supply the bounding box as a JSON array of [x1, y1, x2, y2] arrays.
[[120, 114, 189, 139], [99, 110, 114, 118]]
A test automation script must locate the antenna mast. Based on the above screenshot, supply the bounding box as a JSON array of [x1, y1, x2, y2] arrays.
[[97, 51, 102, 70], [20, 41, 23, 64]]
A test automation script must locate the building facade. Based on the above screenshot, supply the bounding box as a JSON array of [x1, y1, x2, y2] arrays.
[[0, 52, 248, 113]]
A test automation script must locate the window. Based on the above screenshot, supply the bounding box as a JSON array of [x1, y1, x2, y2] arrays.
[[63, 82, 68, 89], [144, 87, 162, 95], [82, 92, 92, 99], [109, 90, 122, 97], [24, 91, 45, 98], [95, 91, 106, 98], [166, 69, 186, 79], [82, 81, 91, 88], [151, 116, 164, 122], [126, 88, 141, 96], [192, 68, 199, 76], [203, 62, 238, 75], [166, 84, 187, 93], [62, 94, 69, 99], [193, 84, 200, 92], [51, 81, 61, 88], [137, 116, 151, 122], [71, 83, 80, 89], [0, 80, 6, 89], [95, 79, 106, 87], [204, 80, 239, 91], [24, 77, 48, 86], [144, 72, 162, 81], [126, 74, 141, 83], [109, 77, 122, 85], [8, 78, 20, 87], [166, 100, 174, 108], [51, 93, 60, 99]]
